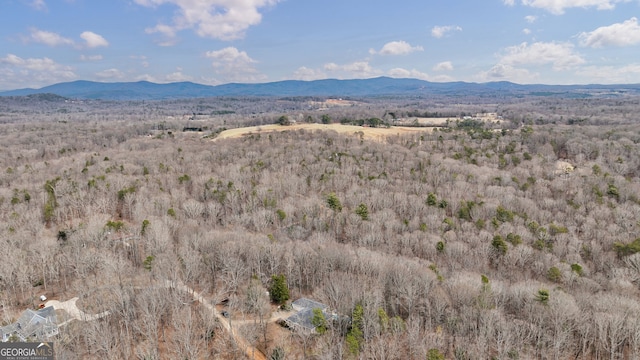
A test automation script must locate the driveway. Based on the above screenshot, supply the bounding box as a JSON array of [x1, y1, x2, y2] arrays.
[[45, 297, 110, 326]]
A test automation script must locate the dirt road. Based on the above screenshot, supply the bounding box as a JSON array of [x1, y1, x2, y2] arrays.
[[48, 281, 267, 360], [165, 280, 267, 360]]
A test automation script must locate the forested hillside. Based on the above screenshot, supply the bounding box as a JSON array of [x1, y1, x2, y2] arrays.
[[1, 95, 640, 359]]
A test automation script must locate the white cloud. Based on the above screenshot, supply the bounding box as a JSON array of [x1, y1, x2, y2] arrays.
[[135, 0, 280, 41], [135, 74, 158, 82], [433, 61, 454, 72], [27, 28, 74, 47], [523, 28, 532, 34], [323, 61, 383, 79], [343, 62, 379, 76], [520, 0, 630, 15], [388, 68, 430, 80], [579, 17, 640, 48], [81, 31, 109, 48], [24, 29, 109, 49], [28, 0, 47, 11], [80, 54, 103, 61], [205, 47, 266, 83], [1, 54, 71, 73], [145, 24, 179, 46], [476, 64, 537, 83], [504, 0, 516, 5], [499, 41, 585, 70], [575, 63, 640, 83], [207, 47, 255, 65], [0, 54, 75, 89], [525, 15, 537, 23], [323, 63, 339, 71], [478, 41, 587, 83], [165, 69, 192, 82], [95, 68, 125, 79], [431, 25, 462, 38], [130, 55, 149, 67], [292, 66, 326, 81], [371, 41, 423, 56]]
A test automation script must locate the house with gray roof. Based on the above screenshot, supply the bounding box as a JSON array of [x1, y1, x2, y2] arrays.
[[1, 306, 58, 342], [284, 298, 331, 334]]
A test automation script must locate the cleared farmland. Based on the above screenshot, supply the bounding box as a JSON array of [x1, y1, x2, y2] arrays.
[[213, 123, 438, 142]]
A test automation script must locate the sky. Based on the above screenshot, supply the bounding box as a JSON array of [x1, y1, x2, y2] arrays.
[[2, 0, 640, 90]]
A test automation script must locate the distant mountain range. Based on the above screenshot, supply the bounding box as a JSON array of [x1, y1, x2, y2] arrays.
[[1, 77, 640, 100]]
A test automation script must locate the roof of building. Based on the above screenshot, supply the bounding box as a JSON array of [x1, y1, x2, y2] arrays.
[[285, 308, 316, 331], [291, 298, 328, 311], [285, 298, 329, 333], [1, 306, 58, 342]]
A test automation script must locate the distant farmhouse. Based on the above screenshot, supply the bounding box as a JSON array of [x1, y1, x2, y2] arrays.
[[284, 298, 331, 334], [0, 306, 58, 342]]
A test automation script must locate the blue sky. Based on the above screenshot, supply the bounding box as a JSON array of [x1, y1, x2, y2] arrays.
[[1, 0, 640, 90]]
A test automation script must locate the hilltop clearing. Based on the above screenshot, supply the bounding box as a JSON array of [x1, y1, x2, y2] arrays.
[[214, 123, 438, 142]]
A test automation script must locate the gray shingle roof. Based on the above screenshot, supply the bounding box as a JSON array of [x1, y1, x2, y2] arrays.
[[291, 298, 328, 312], [1, 306, 58, 342], [286, 309, 316, 331], [285, 298, 329, 333]]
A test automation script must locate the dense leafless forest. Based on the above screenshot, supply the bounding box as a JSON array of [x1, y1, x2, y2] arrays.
[[2, 93, 640, 359]]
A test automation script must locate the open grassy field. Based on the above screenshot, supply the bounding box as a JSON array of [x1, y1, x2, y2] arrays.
[[214, 123, 437, 141]]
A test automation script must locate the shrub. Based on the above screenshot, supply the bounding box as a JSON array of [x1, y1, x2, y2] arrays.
[[426, 192, 437, 206], [506, 233, 522, 246], [277, 115, 291, 126], [143, 255, 154, 271], [427, 348, 445, 360], [549, 223, 568, 236], [442, 218, 455, 231], [106, 220, 125, 232], [117, 186, 136, 200], [496, 206, 514, 223], [178, 174, 191, 184], [547, 266, 562, 283], [607, 184, 620, 200], [571, 263, 583, 276], [141, 219, 150, 235], [492, 235, 508, 256], [535, 289, 549, 305], [438, 199, 448, 209], [355, 203, 369, 220], [613, 238, 640, 257], [457, 200, 476, 221], [326, 192, 342, 212]]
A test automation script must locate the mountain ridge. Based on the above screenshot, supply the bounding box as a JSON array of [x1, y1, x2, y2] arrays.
[[2, 76, 640, 100]]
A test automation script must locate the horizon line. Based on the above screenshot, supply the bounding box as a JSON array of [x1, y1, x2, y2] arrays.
[[3, 76, 640, 93]]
